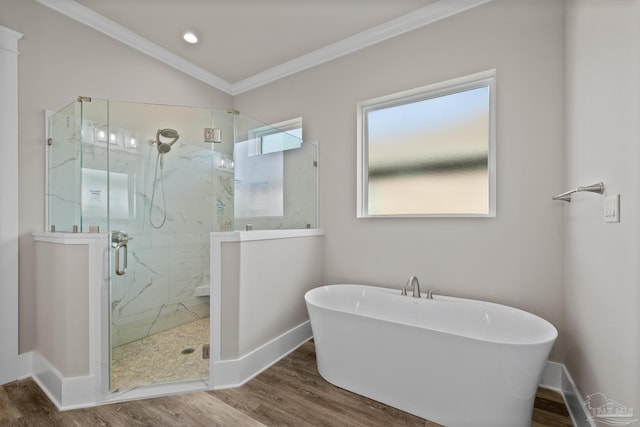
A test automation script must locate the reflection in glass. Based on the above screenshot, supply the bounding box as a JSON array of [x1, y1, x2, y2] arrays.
[[234, 140, 285, 218]]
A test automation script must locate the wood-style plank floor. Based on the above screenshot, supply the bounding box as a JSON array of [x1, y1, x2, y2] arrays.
[[0, 340, 573, 426]]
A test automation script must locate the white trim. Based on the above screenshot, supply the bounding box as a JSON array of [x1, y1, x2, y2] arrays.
[[34, 0, 233, 94], [26, 304, 309, 408], [213, 228, 324, 243], [32, 231, 108, 244], [44, 110, 54, 230], [211, 231, 223, 363], [31, 232, 110, 404], [539, 361, 595, 427], [0, 24, 23, 386], [559, 364, 596, 427], [17, 352, 34, 380], [210, 229, 323, 365], [0, 26, 23, 55], [212, 321, 312, 389], [356, 69, 496, 219], [539, 360, 564, 390], [20, 331, 592, 423], [250, 117, 303, 136], [31, 351, 97, 410], [232, 0, 492, 94], [34, 0, 491, 95]]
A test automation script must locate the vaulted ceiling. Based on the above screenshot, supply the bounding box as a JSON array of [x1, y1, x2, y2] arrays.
[[35, 0, 491, 94]]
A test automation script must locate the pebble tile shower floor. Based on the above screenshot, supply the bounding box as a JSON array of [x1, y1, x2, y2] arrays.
[[110, 318, 210, 390]]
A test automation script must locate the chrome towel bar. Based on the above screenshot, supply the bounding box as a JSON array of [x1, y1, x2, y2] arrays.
[[552, 182, 604, 202]]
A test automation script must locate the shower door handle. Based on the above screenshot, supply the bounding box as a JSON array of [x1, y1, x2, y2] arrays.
[[111, 230, 132, 276]]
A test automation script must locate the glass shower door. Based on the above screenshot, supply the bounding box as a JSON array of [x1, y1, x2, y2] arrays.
[[105, 101, 231, 391]]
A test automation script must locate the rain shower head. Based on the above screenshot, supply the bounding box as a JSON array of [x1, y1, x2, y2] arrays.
[[156, 128, 179, 154], [158, 128, 179, 139]]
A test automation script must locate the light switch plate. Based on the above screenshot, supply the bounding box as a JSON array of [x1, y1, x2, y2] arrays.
[[604, 194, 620, 223]]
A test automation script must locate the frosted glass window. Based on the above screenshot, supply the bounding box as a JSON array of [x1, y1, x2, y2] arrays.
[[357, 70, 496, 217]]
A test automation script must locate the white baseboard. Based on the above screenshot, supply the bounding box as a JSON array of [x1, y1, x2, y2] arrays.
[[212, 320, 312, 389], [540, 361, 594, 427], [18, 332, 593, 426], [17, 352, 33, 380], [19, 321, 312, 409], [30, 351, 96, 410]]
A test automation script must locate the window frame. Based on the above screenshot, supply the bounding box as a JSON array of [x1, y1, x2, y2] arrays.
[[356, 69, 497, 218], [247, 117, 303, 156]]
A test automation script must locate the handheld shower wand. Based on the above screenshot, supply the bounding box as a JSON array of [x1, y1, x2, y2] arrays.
[[149, 128, 180, 228]]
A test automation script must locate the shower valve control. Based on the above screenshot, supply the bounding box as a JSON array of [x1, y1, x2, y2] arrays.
[[111, 230, 132, 247]]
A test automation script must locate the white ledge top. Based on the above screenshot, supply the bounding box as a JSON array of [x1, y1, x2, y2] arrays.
[[212, 228, 324, 242], [32, 231, 108, 244]]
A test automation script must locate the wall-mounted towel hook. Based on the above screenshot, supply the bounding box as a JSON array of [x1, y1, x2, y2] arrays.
[[552, 182, 604, 202]]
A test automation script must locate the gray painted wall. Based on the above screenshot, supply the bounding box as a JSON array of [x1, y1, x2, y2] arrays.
[[34, 242, 89, 376], [234, 0, 566, 360], [4, 0, 638, 413], [0, 0, 232, 353], [564, 0, 640, 415]]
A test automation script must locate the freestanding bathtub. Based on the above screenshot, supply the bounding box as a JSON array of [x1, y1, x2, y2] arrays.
[[304, 284, 558, 427]]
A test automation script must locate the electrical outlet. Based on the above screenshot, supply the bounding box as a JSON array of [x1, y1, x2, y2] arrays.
[[604, 194, 620, 223]]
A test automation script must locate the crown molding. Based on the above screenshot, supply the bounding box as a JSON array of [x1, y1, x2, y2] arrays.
[[35, 0, 491, 96], [34, 0, 234, 94], [231, 0, 492, 95]]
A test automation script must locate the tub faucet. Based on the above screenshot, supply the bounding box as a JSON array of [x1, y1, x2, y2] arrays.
[[402, 276, 421, 298]]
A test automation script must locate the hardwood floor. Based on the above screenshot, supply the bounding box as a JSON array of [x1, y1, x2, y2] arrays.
[[0, 340, 573, 426]]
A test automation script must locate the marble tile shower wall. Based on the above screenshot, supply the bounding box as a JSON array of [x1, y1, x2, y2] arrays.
[[110, 143, 233, 345], [48, 115, 234, 347], [105, 134, 233, 347]]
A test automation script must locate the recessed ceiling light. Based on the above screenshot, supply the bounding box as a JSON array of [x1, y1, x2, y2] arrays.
[[182, 31, 198, 44]]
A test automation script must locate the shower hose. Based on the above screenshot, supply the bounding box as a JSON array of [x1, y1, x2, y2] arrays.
[[149, 152, 167, 229]]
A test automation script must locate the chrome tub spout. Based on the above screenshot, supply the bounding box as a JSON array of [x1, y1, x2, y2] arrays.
[[402, 275, 421, 298]]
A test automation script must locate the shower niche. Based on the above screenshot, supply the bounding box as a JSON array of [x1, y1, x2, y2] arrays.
[[44, 97, 318, 395]]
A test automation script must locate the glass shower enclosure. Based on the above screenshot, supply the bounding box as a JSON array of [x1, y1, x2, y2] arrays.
[[46, 97, 317, 392]]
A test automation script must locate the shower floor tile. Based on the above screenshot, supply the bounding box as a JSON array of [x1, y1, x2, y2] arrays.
[[111, 318, 210, 390]]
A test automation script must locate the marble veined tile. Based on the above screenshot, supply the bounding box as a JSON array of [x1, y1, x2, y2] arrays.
[[112, 294, 208, 347]]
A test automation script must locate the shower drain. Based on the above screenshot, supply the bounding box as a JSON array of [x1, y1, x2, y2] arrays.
[[181, 348, 195, 355]]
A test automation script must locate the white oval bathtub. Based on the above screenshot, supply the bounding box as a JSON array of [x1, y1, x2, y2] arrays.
[[304, 284, 558, 427]]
